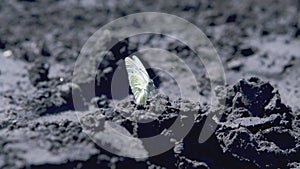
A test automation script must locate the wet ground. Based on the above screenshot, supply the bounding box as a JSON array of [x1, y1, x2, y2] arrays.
[[0, 0, 299, 168]]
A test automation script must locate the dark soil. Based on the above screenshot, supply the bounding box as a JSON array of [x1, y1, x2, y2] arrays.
[[0, 0, 299, 169]]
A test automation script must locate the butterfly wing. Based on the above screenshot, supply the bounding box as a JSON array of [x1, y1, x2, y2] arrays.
[[125, 56, 149, 104], [131, 56, 155, 91], [128, 74, 148, 104], [132, 55, 150, 81]]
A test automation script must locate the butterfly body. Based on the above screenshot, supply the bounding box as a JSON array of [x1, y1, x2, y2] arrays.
[[125, 55, 155, 104]]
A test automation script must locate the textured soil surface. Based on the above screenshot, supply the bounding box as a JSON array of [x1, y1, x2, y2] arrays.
[[0, 0, 300, 169]]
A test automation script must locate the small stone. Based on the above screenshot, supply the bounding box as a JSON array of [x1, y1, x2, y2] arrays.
[[174, 141, 184, 154], [103, 67, 113, 74], [3, 50, 12, 58], [58, 83, 79, 99], [227, 59, 243, 71]]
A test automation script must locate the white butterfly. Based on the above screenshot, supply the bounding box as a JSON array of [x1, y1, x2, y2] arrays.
[[125, 55, 155, 104]]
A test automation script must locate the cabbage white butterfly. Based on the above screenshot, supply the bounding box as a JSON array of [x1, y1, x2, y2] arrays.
[[125, 55, 155, 104]]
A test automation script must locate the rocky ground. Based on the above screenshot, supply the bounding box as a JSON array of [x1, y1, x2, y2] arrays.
[[0, 0, 299, 169]]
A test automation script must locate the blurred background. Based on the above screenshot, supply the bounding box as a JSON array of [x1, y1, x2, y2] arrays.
[[0, 0, 299, 168]]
